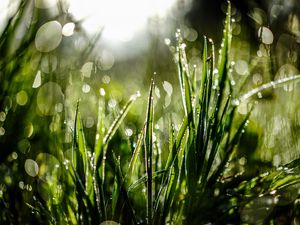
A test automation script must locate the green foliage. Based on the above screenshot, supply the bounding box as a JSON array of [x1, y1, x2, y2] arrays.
[[1, 1, 300, 225]]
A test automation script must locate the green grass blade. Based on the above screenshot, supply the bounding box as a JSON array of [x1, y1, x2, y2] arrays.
[[94, 98, 105, 165], [177, 33, 194, 126], [99, 91, 140, 178], [208, 107, 251, 187], [73, 102, 95, 205], [161, 133, 187, 225], [145, 78, 155, 225], [103, 91, 140, 145], [127, 124, 145, 177], [112, 156, 121, 218], [75, 111, 87, 178], [239, 74, 300, 102], [128, 170, 167, 192], [196, 37, 215, 178], [109, 152, 138, 224], [165, 115, 175, 170], [215, 1, 232, 119]]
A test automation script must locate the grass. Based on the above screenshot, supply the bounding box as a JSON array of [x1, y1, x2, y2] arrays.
[[1, 1, 300, 224]]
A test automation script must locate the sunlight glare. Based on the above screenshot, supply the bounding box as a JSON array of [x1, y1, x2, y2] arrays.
[[69, 0, 176, 42]]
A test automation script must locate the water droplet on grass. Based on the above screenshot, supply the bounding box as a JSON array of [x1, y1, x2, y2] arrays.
[[32, 71, 42, 88], [35, 21, 62, 52], [180, 43, 186, 49], [0, 127, 5, 136], [108, 99, 117, 109], [62, 22, 75, 36], [257, 92, 263, 98], [0, 112, 6, 122], [164, 38, 171, 45], [125, 128, 133, 137], [12, 152, 18, 160], [258, 26, 274, 45], [99, 88, 106, 96], [82, 83, 91, 93], [102, 75, 111, 84], [155, 86, 160, 98], [235, 60, 248, 76], [97, 50, 115, 71], [25, 159, 39, 177], [232, 99, 240, 106], [163, 81, 173, 96], [19, 181, 24, 190], [81, 62, 93, 78], [37, 82, 64, 115], [41, 54, 57, 73], [16, 91, 28, 106]]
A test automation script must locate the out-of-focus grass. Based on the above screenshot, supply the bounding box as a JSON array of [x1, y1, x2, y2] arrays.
[[0, 1, 300, 225]]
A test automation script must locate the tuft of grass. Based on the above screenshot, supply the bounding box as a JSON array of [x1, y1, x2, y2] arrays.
[[32, 2, 300, 225], [40, 2, 299, 225], [1, 1, 300, 225]]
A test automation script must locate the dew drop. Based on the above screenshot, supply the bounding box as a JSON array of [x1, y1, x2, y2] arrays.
[[82, 83, 91, 93], [232, 99, 240, 106], [257, 92, 263, 98], [24, 159, 39, 177], [41, 54, 57, 73], [0, 127, 5, 136], [62, 22, 75, 37], [164, 38, 171, 46], [16, 91, 28, 106], [19, 181, 24, 190], [35, 21, 62, 52], [0, 111, 6, 122], [37, 82, 64, 115], [235, 60, 248, 76], [81, 62, 93, 78], [99, 88, 106, 96], [32, 70, 42, 88], [102, 75, 111, 84], [108, 99, 117, 109], [258, 26, 274, 45], [97, 50, 115, 71], [163, 81, 173, 96], [125, 128, 133, 137]]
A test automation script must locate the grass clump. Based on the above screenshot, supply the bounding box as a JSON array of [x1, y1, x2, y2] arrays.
[[1, 1, 300, 225]]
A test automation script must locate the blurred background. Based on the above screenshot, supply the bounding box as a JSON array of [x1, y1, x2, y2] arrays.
[[0, 0, 299, 223]]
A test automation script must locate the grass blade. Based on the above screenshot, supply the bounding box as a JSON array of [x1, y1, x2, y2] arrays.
[[127, 124, 146, 177], [144, 78, 155, 225], [103, 91, 140, 145], [239, 74, 300, 102]]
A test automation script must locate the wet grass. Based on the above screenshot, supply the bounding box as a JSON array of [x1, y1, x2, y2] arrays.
[[0, 1, 300, 224]]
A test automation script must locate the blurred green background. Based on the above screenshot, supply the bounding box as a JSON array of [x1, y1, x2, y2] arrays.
[[0, 0, 299, 223]]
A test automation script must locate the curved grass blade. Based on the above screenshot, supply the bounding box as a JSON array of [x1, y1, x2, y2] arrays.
[[99, 91, 141, 178], [239, 74, 300, 102], [103, 91, 141, 145], [127, 170, 167, 192]]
